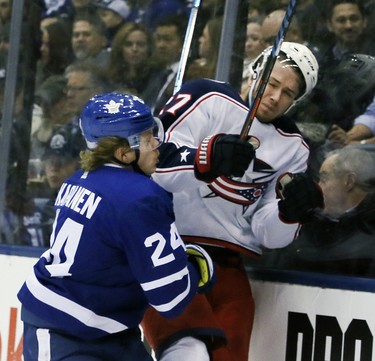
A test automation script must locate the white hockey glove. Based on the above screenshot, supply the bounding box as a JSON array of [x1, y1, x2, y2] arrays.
[[186, 244, 215, 293]]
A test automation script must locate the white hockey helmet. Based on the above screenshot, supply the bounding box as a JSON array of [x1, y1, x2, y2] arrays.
[[249, 41, 319, 106]]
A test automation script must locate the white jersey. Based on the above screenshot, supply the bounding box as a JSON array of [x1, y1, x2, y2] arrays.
[[154, 78, 309, 255]]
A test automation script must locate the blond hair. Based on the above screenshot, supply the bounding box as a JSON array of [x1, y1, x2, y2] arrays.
[[80, 137, 130, 172]]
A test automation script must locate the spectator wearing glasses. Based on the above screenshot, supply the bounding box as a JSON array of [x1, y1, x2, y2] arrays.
[[49, 61, 113, 161], [262, 147, 375, 277]]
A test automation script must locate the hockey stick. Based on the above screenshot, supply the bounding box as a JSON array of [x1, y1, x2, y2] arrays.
[[173, 0, 201, 95], [240, 0, 298, 139]]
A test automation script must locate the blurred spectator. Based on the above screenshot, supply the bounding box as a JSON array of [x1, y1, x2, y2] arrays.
[[185, 16, 223, 81], [0, 0, 11, 26], [64, 60, 111, 118], [247, 2, 264, 18], [241, 15, 265, 98], [142, 15, 186, 114], [190, 0, 225, 59], [243, 15, 265, 71], [0, 72, 29, 168], [1, 181, 41, 246], [290, 52, 375, 178], [40, 16, 60, 30], [58, 60, 111, 157], [108, 22, 163, 96], [42, 0, 101, 25], [127, 0, 188, 31], [71, 13, 110, 68], [305, 0, 372, 125], [317, 0, 374, 79], [261, 8, 305, 47], [5, 127, 82, 247], [30, 75, 69, 160], [306, 52, 375, 140], [30, 60, 111, 196], [294, 0, 328, 46], [71, 0, 98, 18], [41, 0, 72, 19], [200, 0, 225, 15], [37, 130, 81, 245], [327, 95, 375, 146], [262, 147, 375, 277], [35, 20, 74, 87], [96, 0, 131, 47], [0, 22, 9, 72], [1, 166, 46, 247]]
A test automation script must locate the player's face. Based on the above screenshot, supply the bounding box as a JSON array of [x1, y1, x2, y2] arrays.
[[250, 60, 301, 123], [136, 131, 160, 175]]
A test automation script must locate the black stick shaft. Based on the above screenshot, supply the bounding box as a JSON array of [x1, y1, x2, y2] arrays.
[[173, 0, 201, 95], [240, 0, 298, 139]]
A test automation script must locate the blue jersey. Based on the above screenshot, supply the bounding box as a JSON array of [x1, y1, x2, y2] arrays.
[[18, 164, 200, 339]]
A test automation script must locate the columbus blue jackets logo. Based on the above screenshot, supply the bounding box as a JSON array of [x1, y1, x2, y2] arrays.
[[208, 177, 268, 205], [206, 158, 275, 205]]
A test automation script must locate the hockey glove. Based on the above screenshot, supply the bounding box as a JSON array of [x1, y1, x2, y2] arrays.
[[194, 134, 255, 183], [186, 244, 215, 293], [276, 172, 324, 224]]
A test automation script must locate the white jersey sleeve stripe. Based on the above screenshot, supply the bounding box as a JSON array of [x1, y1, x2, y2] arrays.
[[26, 273, 128, 334], [140, 266, 189, 291], [150, 273, 192, 313]]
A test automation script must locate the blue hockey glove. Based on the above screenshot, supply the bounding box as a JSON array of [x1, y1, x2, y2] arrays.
[[194, 134, 255, 183], [186, 244, 215, 293], [276, 172, 324, 224]]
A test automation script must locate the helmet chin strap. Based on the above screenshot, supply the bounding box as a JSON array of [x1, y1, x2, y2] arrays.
[[111, 149, 147, 176]]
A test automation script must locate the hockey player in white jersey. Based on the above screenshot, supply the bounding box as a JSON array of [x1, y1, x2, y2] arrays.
[[141, 42, 324, 361], [17, 93, 216, 361]]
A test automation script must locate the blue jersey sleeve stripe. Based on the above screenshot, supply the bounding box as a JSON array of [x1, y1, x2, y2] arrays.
[[26, 273, 128, 334], [141, 267, 189, 291]]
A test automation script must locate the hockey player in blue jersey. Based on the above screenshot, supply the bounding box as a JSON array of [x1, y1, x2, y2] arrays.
[[17, 92, 215, 361]]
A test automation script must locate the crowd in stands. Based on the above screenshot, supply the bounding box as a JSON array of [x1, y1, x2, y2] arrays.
[[0, 0, 375, 278]]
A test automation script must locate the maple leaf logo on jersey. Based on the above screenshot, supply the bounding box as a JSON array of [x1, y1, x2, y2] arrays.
[[105, 100, 121, 113]]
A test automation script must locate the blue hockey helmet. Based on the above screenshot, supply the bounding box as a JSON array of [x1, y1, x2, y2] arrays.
[[79, 93, 164, 149]]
